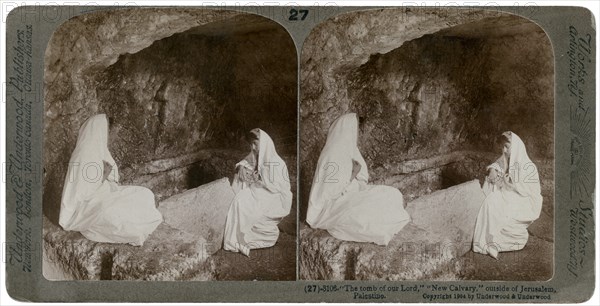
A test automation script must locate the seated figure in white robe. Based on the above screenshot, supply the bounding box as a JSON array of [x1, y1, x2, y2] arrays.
[[223, 129, 293, 256], [472, 131, 543, 259], [59, 114, 163, 246], [306, 113, 411, 246]]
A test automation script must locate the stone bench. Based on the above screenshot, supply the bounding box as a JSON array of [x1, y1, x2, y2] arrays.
[[300, 179, 485, 280], [43, 177, 235, 280], [157, 177, 234, 254]]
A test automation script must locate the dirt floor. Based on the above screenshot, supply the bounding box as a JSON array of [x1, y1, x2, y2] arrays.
[[459, 233, 553, 281], [210, 232, 297, 281]]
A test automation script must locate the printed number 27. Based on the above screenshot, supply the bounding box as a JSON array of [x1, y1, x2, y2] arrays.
[[289, 9, 308, 21]]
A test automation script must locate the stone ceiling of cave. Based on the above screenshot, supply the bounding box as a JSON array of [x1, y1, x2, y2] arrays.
[[435, 15, 544, 38], [181, 14, 282, 37]]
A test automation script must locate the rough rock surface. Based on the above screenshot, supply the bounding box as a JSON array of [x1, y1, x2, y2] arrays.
[[301, 224, 461, 281], [126, 149, 244, 202], [299, 8, 553, 220], [370, 151, 491, 202], [158, 177, 235, 255], [300, 180, 484, 280], [44, 217, 215, 281], [44, 9, 297, 225], [528, 159, 555, 243]]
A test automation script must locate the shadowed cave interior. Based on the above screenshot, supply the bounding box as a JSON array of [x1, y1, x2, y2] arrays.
[[43, 9, 296, 281], [300, 9, 554, 281]]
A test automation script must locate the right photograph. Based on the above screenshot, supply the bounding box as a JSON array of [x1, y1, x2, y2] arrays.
[[299, 8, 554, 281]]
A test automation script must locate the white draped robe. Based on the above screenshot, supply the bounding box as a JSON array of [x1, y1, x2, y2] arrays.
[[306, 113, 410, 246], [59, 114, 162, 246], [223, 129, 292, 256], [473, 132, 543, 257]]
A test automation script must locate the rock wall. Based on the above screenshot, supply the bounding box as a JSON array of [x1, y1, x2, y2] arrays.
[[96, 21, 297, 159], [300, 8, 554, 219], [43, 9, 297, 224], [466, 32, 554, 157]]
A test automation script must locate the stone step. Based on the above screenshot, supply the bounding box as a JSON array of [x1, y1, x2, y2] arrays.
[[43, 218, 215, 280]]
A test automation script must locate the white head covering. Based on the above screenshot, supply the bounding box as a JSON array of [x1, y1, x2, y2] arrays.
[[306, 113, 368, 227], [507, 131, 543, 219], [59, 114, 119, 230], [257, 129, 293, 217]]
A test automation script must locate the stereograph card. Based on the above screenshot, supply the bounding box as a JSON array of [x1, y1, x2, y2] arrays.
[[2, 3, 596, 303]]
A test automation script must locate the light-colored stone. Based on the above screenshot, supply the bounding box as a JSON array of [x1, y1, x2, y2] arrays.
[[110, 223, 214, 281], [129, 149, 221, 176], [158, 177, 235, 255], [406, 179, 485, 256], [370, 151, 493, 202]]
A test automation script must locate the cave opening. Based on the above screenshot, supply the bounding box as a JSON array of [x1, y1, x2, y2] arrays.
[[301, 12, 554, 222], [44, 11, 297, 224], [299, 9, 555, 281], [43, 9, 298, 281]]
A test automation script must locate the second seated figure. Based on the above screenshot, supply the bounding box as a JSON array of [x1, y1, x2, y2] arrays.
[[306, 113, 411, 246], [223, 128, 293, 256], [472, 131, 543, 259]]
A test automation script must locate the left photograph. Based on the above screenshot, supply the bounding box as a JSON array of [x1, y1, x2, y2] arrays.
[[42, 8, 297, 281]]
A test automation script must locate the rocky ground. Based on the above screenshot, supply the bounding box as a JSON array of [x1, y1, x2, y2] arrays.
[[300, 179, 554, 281], [44, 219, 296, 281]]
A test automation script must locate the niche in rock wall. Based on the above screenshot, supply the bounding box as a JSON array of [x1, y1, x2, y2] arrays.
[[300, 9, 554, 218], [43, 9, 297, 224]]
